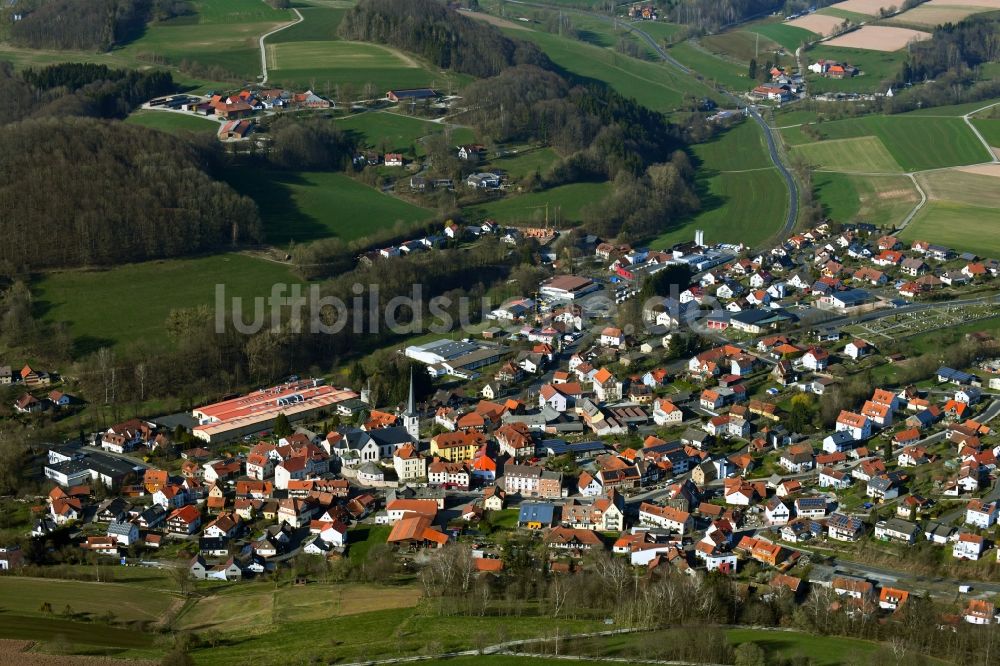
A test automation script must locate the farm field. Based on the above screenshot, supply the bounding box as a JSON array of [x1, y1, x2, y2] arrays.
[[971, 118, 1000, 148], [804, 45, 905, 92], [901, 201, 1000, 256], [509, 27, 717, 111], [813, 172, 919, 226], [188, 605, 606, 666], [787, 14, 843, 37], [266, 41, 446, 91], [0, 576, 175, 624], [668, 42, 750, 90], [743, 21, 817, 51], [34, 253, 299, 352], [700, 30, 783, 65], [267, 4, 346, 42], [904, 97, 1000, 116], [334, 111, 469, 155], [464, 181, 610, 225], [632, 20, 685, 43], [787, 115, 989, 171], [123, 110, 219, 134], [828, 0, 903, 14], [888, 2, 990, 26], [174, 582, 421, 631], [793, 136, 902, 172], [823, 25, 931, 52], [115, 0, 295, 81], [228, 170, 433, 245], [488, 147, 561, 179], [916, 168, 1000, 209], [653, 168, 788, 248], [692, 120, 773, 171]]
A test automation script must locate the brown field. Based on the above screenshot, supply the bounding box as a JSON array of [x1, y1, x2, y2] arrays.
[[916, 169, 1000, 208], [956, 163, 1000, 177], [0, 641, 156, 666], [889, 2, 991, 26], [789, 14, 846, 36], [828, 0, 899, 15], [927, 0, 1000, 7], [824, 25, 931, 51], [459, 8, 529, 30]]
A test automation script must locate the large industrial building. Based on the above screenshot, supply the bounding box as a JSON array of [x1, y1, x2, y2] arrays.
[[191, 380, 357, 444], [404, 339, 506, 379]]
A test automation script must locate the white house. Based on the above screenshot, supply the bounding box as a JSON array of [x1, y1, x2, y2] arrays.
[[965, 500, 999, 529], [652, 399, 683, 426], [953, 533, 985, 560], [835, 411, 871, 440]]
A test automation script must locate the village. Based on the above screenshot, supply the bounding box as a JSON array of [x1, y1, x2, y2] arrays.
[[4, 217, 1000, 629]]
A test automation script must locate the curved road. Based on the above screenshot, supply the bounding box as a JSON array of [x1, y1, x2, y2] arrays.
[[507, 2, 799, 242], [258, 6, 304, 85]]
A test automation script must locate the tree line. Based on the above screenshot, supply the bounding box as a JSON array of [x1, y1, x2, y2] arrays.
[[10, 0, 191, 52], [338, 0, 551, 78], [0, 117, 260, 271], [666, 0, 785, 33]]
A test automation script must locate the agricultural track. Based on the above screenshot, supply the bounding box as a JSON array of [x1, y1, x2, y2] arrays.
[[258, 5, 304, 85]]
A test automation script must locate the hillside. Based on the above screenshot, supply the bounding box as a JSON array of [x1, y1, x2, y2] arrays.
[[0, 117, 260, 270]]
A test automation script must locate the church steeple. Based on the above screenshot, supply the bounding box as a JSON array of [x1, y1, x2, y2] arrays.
[[403, 369, 419, 441]]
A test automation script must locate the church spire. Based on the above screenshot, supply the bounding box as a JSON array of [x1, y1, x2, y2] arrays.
[[407, 368, 415, 416]]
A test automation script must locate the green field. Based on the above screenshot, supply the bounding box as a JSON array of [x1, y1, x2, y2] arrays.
[[655, 168, 788, 248], [693, 120, 773, 171], [794, 136, 902, 172], [35, 253, 299, 351], [701, 30, 783, 64], [508, 27, 716, 111], [814, 172, 919, 226], [228, 170, 433, 245], [745, 21, 817, 51], [267, 40, 451, 91], [464, 182, 610, 224], [726, 628, 879, 666], [488, 147, 561, 179], [267, 5, 346, 43], [0, 576, 175, 624], [0, 614, 155, 651], [123, 110, 219, 134], [787, 115, 989, 171], [117, 0, 294, 80], [903, 97, 1000, 117], [335, 111, 468, 155], [971, 118, 1000, 147], [804, 45, 905, 93], [901, 201, 1000, 257], [669, 41, 751, 91]]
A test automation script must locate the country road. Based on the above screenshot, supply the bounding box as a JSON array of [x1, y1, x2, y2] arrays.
[[258, 6, 304, 85], [505, 1, 799, 247]]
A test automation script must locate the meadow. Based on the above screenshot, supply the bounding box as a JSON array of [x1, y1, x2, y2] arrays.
[[786, 115, 989, 171], [693, 120, 773, 171], [813, 172, 919, 226], [793, 136, 902, 172], [0, 576, 175, 624], [266, 4, 347, 43], [489, 147, 561, 179], [804, 45, 906, 93], [916, 168, 1000, 209], [334, 111, 470, 155], [743, 21, 817, 51], [226, 170, 433, 245], [507, 27, 717, 112], [903, 97, 1000, 116], [123, 110, 219, 134], [668, 42, 751, 91], [116, 0, 295, 81], [700, 30, 782, 64], [971, 117, 1000, 146], [267, 41, 451, 92], [901, 201, 1000, 256], [463, 182, 611, 225], [34, 253, 299, 352], [654, 168, 788, 248]]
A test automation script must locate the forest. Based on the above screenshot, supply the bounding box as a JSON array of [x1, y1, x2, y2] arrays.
[[0, 117, 260, 271], [9, 0, 191, 52], [665, 0, 784, 32], [903, 15, 1000, 83], [338, 0, 551, 78]]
